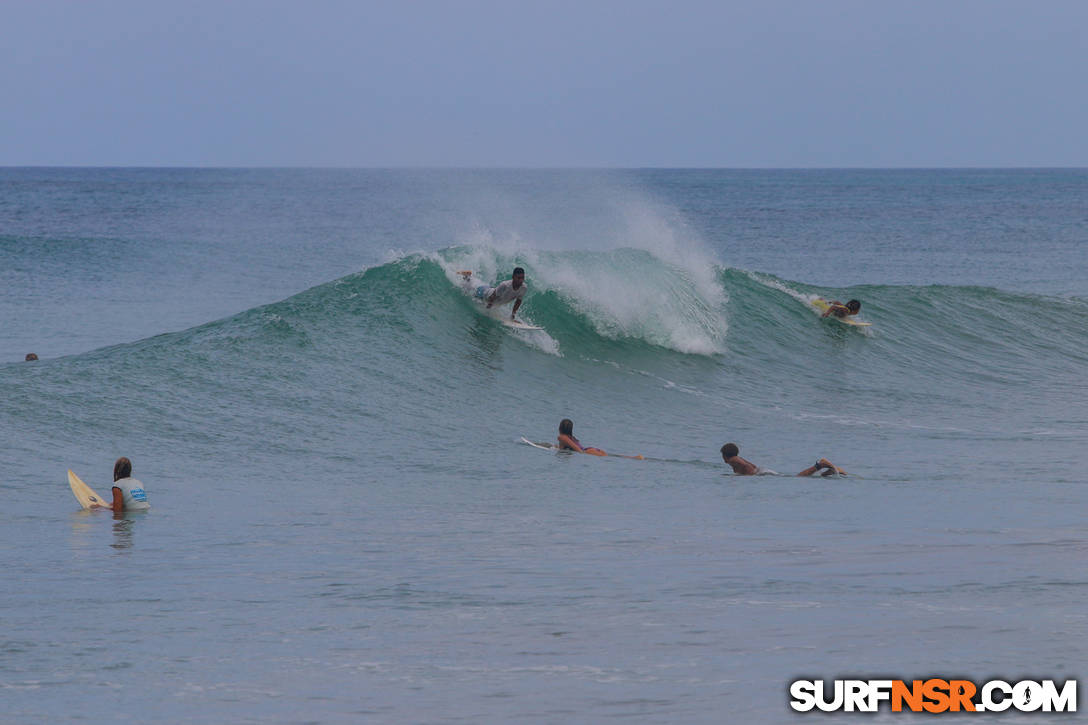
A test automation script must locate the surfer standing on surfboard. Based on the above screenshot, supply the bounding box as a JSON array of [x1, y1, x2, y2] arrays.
[[820, 299, 861, 319], [459, 267, 527, 321], [720, 443, 846, 476]]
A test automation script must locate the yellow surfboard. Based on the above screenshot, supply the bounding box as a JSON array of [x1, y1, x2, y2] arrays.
[[68, 469, 110, 510]]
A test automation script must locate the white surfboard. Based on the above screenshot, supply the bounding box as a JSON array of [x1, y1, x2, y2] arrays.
[[520, 436, 644, 460], [810, 297, 871, 327], [68, 469, 110, 510], [499, 317, 544, 331]]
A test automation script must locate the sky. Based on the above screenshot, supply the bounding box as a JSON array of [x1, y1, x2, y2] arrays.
[[2, 0, 1086, 167]]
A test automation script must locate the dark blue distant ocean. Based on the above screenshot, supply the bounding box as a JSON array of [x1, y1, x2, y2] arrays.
[[2, 168, 1086, 723]]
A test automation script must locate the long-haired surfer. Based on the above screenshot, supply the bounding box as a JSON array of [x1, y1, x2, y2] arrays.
[[459, 267, 527, 321], [91, 456, 151, 511], [557, 419, 608, 456]]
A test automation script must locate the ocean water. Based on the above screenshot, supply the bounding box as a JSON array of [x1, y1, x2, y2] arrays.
[[1, 168, 1086, 723]]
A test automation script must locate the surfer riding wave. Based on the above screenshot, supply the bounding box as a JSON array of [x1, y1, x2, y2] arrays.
[[459, 267, 526, 321]]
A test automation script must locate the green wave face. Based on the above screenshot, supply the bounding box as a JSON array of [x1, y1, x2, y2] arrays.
[[7, 245, 1085, 458]]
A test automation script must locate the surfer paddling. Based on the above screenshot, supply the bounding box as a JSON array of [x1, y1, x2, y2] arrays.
[[557, 418, 607, 456], [720, 443, 846, 476], [819, 298, 861, 319], [556, 419, 644, 459], [459, 267, 527, 321]]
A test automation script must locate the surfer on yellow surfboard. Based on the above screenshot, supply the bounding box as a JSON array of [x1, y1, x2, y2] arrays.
[[810, 297, 870, 327], [818, 298, 862, 319]]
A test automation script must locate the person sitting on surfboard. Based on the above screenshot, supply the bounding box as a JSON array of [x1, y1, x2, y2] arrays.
[[557, 418, 607, 456], [720, 443, 845, 476], [459, 267, 527, 321], [820, 299, 861, 319], [91, 456, 150, 511]]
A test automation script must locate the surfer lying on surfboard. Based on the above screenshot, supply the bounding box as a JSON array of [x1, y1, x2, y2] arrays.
[[557, 419, 644, 459], [557, 418, 607, 456], [459, 267, 527, 321], [720, 443, 846, 476], [819, 298, 861, 319]]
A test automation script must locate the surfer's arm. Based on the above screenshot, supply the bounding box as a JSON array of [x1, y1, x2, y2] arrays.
[[91, 487, 124, 511], [510, 298, 522, 319], [730, 459, 760, 475], [820, 458, 846, 476], [822, 300, 850, 318], [557, 434, 585, 453]]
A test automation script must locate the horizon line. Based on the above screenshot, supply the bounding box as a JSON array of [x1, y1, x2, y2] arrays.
[[2, 164, 1087, 171]]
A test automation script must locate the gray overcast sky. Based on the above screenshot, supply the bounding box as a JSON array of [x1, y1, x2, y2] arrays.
[[2, 0, 1086, 167]]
